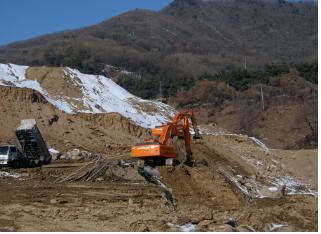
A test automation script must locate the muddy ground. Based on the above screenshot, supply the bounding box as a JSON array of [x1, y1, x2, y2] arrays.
[[0, 137, 317, 232]]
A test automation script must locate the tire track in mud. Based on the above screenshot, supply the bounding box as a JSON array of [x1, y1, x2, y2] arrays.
[[138, 166, 177, 210]]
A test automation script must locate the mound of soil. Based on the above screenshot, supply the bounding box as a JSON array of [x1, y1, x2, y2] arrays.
[[272, 149, 318, 189], [26, 67, 87, 110], [160, 135, 317, 231]]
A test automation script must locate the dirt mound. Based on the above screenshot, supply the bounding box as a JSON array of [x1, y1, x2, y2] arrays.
[[26, 67, 87, 110], [272, 149, 318, 189], [171, 70, 317, 149], [0, 85, 148, 155], [158, 135, 317, 231]]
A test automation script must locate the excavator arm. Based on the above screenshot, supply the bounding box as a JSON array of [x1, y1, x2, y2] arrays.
[[172, 109, 202, 139], [188, 109, 201, 139], [159, 124, 173, 145], [182, 118, 193, 164]]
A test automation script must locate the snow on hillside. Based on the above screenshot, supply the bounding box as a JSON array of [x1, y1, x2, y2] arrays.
[[0, 63, 176, 128]]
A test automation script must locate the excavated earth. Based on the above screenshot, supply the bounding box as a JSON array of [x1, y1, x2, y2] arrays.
[[0, 86, 318, 231]]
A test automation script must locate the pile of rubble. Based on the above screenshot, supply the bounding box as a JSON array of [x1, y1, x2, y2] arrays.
[[49, 148, 97, 161]]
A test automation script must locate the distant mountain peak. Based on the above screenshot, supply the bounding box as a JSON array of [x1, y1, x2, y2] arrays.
[[0, 0, 317, 77], [167, 0, 202, 9], [170, 0, 199, 5]]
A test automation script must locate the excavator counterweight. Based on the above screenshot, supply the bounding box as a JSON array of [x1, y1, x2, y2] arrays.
[[131, 143, 176, 158]]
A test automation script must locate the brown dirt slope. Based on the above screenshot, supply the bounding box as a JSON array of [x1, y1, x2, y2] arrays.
[[0, 86, 148, 154], [162, 134, 318, 231], [272, 149, 318, 189], [25, 67, 87, 110], [170, 70, 317, 149]]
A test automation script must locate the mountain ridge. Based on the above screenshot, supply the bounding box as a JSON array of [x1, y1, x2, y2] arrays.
[[0, 0, 317, 76]]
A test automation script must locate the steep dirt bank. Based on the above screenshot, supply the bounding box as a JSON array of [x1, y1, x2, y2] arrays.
[[0, 86, 148, 154], [170, 70, 317, 149], [0, 63, 176, 128]]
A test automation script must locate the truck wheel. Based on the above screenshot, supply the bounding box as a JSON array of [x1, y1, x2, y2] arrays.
[[19, 159, 27, 168], [45, 156, 52, 165], [35, 160, 43, 167], [29, 161, 36, 168], [11, 160, 20, 169]]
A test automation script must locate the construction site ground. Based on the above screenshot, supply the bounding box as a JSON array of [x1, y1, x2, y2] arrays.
[[0, 136, 317, 232]]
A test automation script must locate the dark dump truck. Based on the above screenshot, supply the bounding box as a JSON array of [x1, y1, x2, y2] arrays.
[[15, 119, 51, 167]]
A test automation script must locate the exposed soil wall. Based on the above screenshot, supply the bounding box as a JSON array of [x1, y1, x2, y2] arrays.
[[0, 86, 147, 154]]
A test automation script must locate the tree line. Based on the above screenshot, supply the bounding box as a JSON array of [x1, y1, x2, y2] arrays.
[[42, 44, 317, 100], [117, 62, 317, 99]]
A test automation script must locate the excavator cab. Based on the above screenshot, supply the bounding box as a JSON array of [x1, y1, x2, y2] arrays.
[[131, 109, 202, 167]]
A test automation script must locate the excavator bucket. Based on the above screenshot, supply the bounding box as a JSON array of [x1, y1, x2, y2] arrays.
[[193, 135, 202, 140], [184, 160, 195, 167], [193, 135, 203, 144]]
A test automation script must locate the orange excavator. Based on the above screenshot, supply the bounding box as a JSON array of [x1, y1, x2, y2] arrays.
[[131, 109, 201, 167]]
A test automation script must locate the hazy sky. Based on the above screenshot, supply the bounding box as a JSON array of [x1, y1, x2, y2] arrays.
[[0, 0, 172, 45], [0, 0, 316, 45]]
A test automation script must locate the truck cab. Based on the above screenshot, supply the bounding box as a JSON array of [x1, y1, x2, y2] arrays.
[[0, 145, 24, 168]]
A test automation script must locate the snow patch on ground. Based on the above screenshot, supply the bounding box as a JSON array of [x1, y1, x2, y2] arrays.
[[49, 148, 60, 154], [249, 137, 270, 153], [271, 175, 316, 196], [268, 187, 278, 192], [0, 171, 21, 179], [167, 222, 196, 232], [199, 126, 316, 198], [271, 223, 288, 231]]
